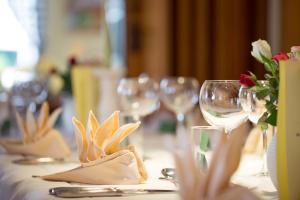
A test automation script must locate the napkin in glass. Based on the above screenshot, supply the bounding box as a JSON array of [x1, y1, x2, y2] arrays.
[[42, 111, 147, 184], [0, 102, 71, 159], [175, 129, 260, 200]]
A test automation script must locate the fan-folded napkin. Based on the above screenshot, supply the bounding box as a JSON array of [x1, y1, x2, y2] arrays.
[[42, 111, 147, 184], [175, 128, 260, 200], [0, 102, 71, 159]]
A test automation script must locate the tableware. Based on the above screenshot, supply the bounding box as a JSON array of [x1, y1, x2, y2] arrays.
[[199, 80, 248, 134], [159, 168, 178, 186], [239, 82, 269, 176], [191, 126, 221, 170], [10, 78, 48, 114], [49, 187, 177, 198], [117, 75, 160, 121], [160, 77, 199, 134], [12, 157, 65, 165], [161, 168, 175, 179], [117, 74, 160, 156]]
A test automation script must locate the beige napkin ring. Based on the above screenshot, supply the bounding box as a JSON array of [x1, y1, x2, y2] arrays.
[[42, 111, 147, 184]]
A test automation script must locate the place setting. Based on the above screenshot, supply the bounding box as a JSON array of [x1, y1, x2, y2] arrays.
[[0, 61, 284, 199], [1, 1, 300, 199]]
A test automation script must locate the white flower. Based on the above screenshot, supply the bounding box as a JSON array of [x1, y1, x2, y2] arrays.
[[291, 46, 300, 60], [48, 74, 64, 95], [291, 46, 300, 53], [251, 39, 272, 63]]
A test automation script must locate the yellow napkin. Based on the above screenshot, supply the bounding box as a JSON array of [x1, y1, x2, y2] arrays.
[[0, 102, 71, 159], [175, 129, 259, 200], [42, 111, 147, 184]]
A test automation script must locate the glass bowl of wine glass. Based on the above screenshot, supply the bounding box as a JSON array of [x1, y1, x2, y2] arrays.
[[199, 80, 248, 134]]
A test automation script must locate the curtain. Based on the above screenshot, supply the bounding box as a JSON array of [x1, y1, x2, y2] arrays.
[[126, 0, 300, 83]]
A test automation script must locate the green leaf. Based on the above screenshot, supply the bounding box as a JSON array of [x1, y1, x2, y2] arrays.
[[265, 100, 276, 113], [260, 53, 279, 76], [252, 86, 270, 99], [258, 121, 268, 131], [248, 71, 257, 81], [200, 133, 209, 152], [264, 74, 272, 79], [263, 63, 273, 73], [265, 110, 277, 126]]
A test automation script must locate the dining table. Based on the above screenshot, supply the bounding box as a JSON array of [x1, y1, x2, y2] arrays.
[[0, 132, 278, 200]]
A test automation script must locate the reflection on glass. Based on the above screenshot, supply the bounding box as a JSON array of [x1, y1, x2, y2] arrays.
[[199, 80, 248, 134]]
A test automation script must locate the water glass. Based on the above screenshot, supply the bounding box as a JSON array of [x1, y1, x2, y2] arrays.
[[191, 126, 221, 170]]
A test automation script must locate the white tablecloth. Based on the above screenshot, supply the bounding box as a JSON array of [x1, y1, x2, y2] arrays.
[[0, 133, 277, 200]]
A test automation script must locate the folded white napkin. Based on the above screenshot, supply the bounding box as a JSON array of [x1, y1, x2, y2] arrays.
[[175, 129, 260, 200], [0, 102, 71, 159], [42, 111, 147, 184]]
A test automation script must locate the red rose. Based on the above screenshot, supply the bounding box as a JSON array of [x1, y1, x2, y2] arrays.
[[272, 52, 289, 63], [68, 56, 77, 67], [239, 74, 255, 87]]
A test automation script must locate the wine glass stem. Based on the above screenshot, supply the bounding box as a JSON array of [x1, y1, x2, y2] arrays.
[[176, 113, 186, 135], [261, 129, 268, 175], [133, 115, 140, 122]]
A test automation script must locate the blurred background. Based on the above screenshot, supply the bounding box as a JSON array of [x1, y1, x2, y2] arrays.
[[125, 0, 299, 81], [0, 0, 299, 137], [1, 0, 300, 80]]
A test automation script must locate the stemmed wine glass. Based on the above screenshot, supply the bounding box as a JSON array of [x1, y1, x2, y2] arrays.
[[160, 77, 199, 134], [117, 75, 160, 156], [239, 81, 269, 176], [199, 80, 248, 134], [117, 75, 160, 121]]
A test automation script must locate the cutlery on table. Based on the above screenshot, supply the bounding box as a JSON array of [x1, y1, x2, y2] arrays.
[[49, 187, 177, 198], [13, 157, 65, 165], [159, 168, 178, 186], [160, 168, 175, 179]]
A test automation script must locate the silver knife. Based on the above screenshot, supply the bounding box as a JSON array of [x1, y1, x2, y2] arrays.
[[49, 187, 177, 198], [13, 157, 65, 165]]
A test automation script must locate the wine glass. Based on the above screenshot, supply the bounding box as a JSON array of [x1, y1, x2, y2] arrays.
[[199, 80, 248, 134], [160, 77, 199, 134], [117, 75, 160, 156], [8, 78, 48, 137], [239, 81, 269, 176], [117, 75, 160, 121], [10, 79, 48, 114]]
